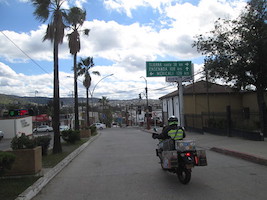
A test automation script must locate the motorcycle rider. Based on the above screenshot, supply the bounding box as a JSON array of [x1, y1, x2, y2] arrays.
[[152, 116, 185, 149]]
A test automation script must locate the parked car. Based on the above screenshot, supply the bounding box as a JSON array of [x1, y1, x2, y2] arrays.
[[91, 123, 106, 130], [0, 130, 4, 140], [112, 122, 119, 127], [33, 125, 53, 132], [60, 125, 69, 132]]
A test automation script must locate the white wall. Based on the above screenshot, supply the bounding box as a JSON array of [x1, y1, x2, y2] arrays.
[[0, 116, 33, 139], [162, 99, 168, 112], [162, 96, 182, 126]]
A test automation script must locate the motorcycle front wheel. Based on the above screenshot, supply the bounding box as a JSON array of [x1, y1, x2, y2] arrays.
[[177, 168, 191, 184]]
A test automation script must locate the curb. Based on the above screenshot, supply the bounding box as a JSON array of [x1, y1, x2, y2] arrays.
[[210, 147, 267, 167], [15, 133, 101, 200]]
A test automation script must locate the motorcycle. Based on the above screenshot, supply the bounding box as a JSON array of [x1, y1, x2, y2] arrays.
[[153, 131, 207, 184]]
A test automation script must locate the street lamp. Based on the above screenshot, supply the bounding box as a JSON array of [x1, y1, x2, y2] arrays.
[[140, 76, 150, 130], [90, 74, 114, 124], [90, 74, 114, 98]]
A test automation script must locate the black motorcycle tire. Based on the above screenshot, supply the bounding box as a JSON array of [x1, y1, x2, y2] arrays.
[[177, 168, 191, 184]]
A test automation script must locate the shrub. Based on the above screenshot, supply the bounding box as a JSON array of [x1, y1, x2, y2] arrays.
[[35, 135, 51, 156], [61, 130, 80, 144], [11, 133, 36, 150], [0, 151, 16, 176], [90, 125, 97, 136]]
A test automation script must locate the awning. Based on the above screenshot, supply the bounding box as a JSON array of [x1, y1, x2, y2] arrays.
[[32, 114, 51, 122]]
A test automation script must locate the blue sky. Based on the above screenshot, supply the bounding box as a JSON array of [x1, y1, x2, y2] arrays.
[[0, 0, 247, 99]]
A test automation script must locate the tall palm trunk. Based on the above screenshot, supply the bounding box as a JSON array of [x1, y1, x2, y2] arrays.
[[74, 53, 79, 130], [52, 30, 62, 154], [86, 87, 90, 126]]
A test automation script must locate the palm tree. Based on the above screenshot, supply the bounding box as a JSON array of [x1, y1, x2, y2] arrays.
[[98, 96, 111, 126], [66, 7, 89, 131], [99, 96, 109, 108], [77, 57, 100, 126], [31, 0, 67, 153]]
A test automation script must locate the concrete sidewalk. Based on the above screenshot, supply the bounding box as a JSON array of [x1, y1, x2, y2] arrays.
[[145, 127, 267, 166]]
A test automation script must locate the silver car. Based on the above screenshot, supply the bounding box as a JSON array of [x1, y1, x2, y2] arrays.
[[91, 123, 106, 130], [33, 125, 53, 132]]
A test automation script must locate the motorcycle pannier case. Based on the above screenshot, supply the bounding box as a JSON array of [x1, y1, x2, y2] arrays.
[[196, 150, 208, 166], [162, 151, 178, 169]]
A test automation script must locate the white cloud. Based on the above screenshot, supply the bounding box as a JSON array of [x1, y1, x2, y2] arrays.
[[103, 0, 175, 17], [74, 0, 88, 8], [0, 28, 53, 63], [0, 0, 248, 99], [0, 62, 55, 97], [0, 0, 246, 70]]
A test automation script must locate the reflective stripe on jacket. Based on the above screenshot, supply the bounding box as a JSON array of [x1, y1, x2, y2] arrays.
[[168, 129, 184, 140]]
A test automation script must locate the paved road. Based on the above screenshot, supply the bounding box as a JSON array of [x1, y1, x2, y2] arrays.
[[33, 127, 267, 200], [0, 138, 12, 150]]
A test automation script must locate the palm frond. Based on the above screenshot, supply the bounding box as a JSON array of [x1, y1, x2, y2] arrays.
[[84, 29, 90, 35], [43, 23, 55, 42], [66, 7, 86, 27], [53, 10, 66, 44], [31, 0, 50, 22], [92, 71, 101, 76], [67, 30, 80, 54]]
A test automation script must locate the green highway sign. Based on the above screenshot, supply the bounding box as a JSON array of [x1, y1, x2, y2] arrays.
[[146, 61, 192, 77]]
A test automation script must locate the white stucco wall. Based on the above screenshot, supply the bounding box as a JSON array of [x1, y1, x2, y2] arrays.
[[162, 96, 182, 126], [0, 116, 33, 139]]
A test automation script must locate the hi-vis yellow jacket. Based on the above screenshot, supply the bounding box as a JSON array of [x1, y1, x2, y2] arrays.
[[168, 128, 184, 140]]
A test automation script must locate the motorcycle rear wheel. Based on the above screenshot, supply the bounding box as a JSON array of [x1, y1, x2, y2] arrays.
[[177, 168, 191, 184]]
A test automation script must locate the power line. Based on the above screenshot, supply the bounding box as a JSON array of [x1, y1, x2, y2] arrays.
[[0, 31, 52, 75], [0, 31, 75, 96]]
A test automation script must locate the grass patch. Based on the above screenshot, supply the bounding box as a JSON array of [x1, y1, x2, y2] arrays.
[[0, 176, 40, 200], [42, 139, 88, 168], [0, 138, 90, 200]]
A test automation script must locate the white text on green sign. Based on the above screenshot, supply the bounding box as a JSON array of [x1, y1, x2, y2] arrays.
[[146, 61, 192, 77]]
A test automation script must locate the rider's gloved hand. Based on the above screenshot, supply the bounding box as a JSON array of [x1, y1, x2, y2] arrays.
[[152, 133, 158, 139]]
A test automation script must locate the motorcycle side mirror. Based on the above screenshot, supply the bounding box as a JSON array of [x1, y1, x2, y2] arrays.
[[153, 127, 158, 132]]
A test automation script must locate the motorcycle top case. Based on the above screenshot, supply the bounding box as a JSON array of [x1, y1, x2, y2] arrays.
[[175, 140, 196, 152]]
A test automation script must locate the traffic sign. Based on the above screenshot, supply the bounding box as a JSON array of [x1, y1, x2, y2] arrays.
[[166, 64, 194, 82], [146, 61, 192, 77]]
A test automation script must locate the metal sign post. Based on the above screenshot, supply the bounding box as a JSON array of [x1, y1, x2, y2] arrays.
[[146, 61, 193, 128], [178, 77, 184, 127]]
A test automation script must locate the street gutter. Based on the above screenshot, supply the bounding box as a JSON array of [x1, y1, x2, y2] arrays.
[[210, 147, 267, 167]]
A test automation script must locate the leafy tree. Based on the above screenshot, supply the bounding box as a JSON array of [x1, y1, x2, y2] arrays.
[[193, 0, 267, 136], [66, 7, 89, 131], [31, 0, 67, 153], [77, 57, 100, 126]]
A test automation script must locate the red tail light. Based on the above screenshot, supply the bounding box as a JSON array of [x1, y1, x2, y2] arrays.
[[185, 152, 191, 157], [195, 156, 199, 165]]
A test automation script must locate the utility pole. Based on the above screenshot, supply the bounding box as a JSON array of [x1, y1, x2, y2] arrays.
[[141, 76, 150, 130]]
